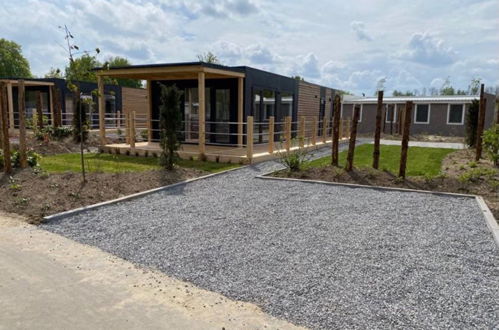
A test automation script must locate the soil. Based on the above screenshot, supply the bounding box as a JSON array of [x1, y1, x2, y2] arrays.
[[0, 167, 206, 224], [274, 149, 499, 220], [8, 132, 102, 156]]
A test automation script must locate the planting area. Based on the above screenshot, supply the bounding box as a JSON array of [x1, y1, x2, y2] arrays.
[[42, 159, 499, 329]]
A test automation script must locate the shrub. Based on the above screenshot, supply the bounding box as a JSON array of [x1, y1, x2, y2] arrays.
[[465, 99, 479, 147], [0, 149, 41, 170], [33, 126, 73, 141], [158, 83, 183, 170], [482, 124, 499, 167], [140, 129, 149, 141], [277, 138, 309, 172]]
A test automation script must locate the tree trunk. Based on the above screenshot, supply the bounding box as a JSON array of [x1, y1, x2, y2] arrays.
[[372, 91, 384, 169], [331, 95, 341, 166], [398, 101, 413, 178], [345, 105, 361, 172], [476, 84, 486, 161]]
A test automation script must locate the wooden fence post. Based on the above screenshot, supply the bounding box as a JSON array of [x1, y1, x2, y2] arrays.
[[36, 91, 43, 129], [312, 117, 317, 146], [247, 116, 254, 162], [268, 116, 274, 153], [398, 101, 413, 178], [299, 116, 305, 148], [476, 84, 487, 161], [0, 83, 12, 173], [373, 91, 384, 169], [130, 111, 136, 150], [331, 95, 341, 166], [285, 116, 292, 151], [18, 80, 28, 168], [51, 86, 61, 128], [345, 106, 361, 172], [116, 111, 121, 129]]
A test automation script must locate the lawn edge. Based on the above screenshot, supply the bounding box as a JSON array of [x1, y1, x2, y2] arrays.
[[256, 174, 499, 248], [42, 165, 247, 222]]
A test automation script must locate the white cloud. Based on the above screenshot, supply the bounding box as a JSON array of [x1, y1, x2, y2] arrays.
[[350, 21, 372, 41], [398, 32, 456, 66]]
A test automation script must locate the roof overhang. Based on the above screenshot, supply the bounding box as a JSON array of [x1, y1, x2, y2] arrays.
[[95, 63, 245, 80], [343, 96, 479, 104], [0, 79, 55, 87]]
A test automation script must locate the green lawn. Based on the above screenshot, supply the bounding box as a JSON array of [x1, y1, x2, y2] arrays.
[[40, 153, 240, 174], [307, 144, 456, 176]]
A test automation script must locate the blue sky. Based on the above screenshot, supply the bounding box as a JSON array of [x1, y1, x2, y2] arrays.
[[1, 0, 498, 95]]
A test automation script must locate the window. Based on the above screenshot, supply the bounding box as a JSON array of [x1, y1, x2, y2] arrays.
[[385, 104, 397, 123], [414, 104, 430, 124], [447, 104, 464, 125], [280, 92, 293, 118]]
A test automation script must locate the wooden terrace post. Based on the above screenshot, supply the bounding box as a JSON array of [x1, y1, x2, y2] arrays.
[[299, 116, 305, 148], [398, 101, 413, 178], [147, 80, 152, 143], [130, 111, 136, 150], [97, 75, 106, 145], [312, 116, 317, 146], [49, 85, 54, 126], [116, 111, 121, 129], [268, 116, 275, 153], [372, 90, 384, 169], [237, 77, 244, 147], [322, 116, 327, 143], [7, 83, 14, 129], [476, 84, 486, 161], [331, 95, 341, 166], [125, 110, 130, 144], [18, 80, 28, 168], [0, 83, 12, 173], [51, 86, 61, 128], [198, 71, 206, 157], [285, 116, 291, 151], [36, 91, 43, 129], [345, 105, 361, 172], [246, 116, 254, 162]]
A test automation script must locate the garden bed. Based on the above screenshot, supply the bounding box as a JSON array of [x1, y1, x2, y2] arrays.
[[273, 145, 499, 219]]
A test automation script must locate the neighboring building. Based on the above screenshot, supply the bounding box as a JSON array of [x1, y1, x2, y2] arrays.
[[342, 94, 497, 136], [0, 78, 146, 129]]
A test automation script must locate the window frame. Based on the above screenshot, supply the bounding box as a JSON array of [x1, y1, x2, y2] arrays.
[[446, 103, 465, 125], [385, 104, 397, 123], [414, 104, 431, 124]]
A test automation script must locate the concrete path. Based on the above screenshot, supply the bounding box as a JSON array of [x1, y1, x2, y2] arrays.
[[0, 212, 302, 330], [376, 139, 466, 149]]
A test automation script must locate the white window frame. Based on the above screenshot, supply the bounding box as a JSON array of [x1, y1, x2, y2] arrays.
[[385, 104, 397, 123], [414, 104, 431, 124], [340, 102, 344, 118], [446, 104, 465, 125]]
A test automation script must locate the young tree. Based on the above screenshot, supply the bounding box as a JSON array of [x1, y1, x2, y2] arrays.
[[197, 51, 220, 64], [158, 83, 183, 170], [465, 99, 479, 147], [0, 38, 32, 77]]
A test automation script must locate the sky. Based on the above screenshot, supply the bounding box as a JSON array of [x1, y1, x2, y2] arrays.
[[1, 0, 498, 95]]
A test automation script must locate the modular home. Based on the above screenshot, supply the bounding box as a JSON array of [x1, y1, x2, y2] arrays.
[[341, 94, 497, 136]]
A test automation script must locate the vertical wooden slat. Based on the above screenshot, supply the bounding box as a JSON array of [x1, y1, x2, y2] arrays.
[[373, 91, 384, 169], [268, 116, 274, 154], [331, 95, 341, 166], [198, 71, 206, 156], [49, 85, 54, 126], [299, 116, 305, 148], [116, 110, 121, 129], [130, 110, 136, 150], [0, 83, 12, 173], [285, 116, 291, 151], [312, 117, 317, 146], [398, 101, 413, 178], [345, 105, 361, 172], [246, 116, 253, 162], [7, 83, 14, 129], [51, 86, 61, 128], [476, 84, 486, 161], [97, 76, 106, 145], [237, 77, 244, 146], [18, 80, 27, 168], [36, 91, 43, 129]]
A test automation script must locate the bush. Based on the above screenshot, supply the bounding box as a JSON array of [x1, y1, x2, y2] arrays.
[[33, 126, 73, 141], [0, 149, 41, 170], [140, 129, 149, 141], [158, 83, 183, 170], [465, 100, 479, 147], [277, 138, 309, 172], [482, 124, 499, 167]]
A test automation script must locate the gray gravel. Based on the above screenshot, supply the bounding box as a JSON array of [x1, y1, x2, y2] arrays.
[[43, 145, 499, 329]]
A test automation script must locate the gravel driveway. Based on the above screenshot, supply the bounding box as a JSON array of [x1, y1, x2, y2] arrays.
[[43, 146, 499, 329]]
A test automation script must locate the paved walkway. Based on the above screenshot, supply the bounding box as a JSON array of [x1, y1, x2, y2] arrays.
[[0, 212, 302, 330], [42, 146, 499, 329], [377, 139, 466, 149]]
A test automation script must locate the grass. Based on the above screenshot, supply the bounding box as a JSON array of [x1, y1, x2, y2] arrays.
[[40, 153, 240, 174], [306, 144, 456, 177]]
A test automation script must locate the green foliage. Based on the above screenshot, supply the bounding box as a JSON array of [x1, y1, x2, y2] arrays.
[[458, 167, 497, 183], [392, 90, 415, 96], [465, 99, 479, 147], [307, 144, 455, 177], [71, 92, 89, 143], [33, 126, 73, 141], [277, 139, 310, 172], [0, 38, 32, 77], [0, 149, 41, 170], [107, 57, 142, 88], [140, 129, 149, 141], [197, 51, 220, 64], [482, 124, 499, 167], [158, 83, 183, 170], [65, 54, 100, 83], [45, 67, 63, 78]]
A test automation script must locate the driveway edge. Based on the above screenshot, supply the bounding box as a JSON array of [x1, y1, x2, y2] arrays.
[[43, 165, 247, 222]]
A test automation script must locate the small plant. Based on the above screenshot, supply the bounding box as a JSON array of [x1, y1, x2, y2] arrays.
[[277, 138, 310, 172], [482, 124, 499, 167], [458, 167, 497, 183], [393, 176, 405, 184], [8, 176, 22, 191], [14, 197, 30, 207], [140, 129, 149, 141], [468, 161, 477, 168]]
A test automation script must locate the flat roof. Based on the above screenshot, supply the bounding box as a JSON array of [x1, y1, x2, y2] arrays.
[[343, 95, 480, 104]]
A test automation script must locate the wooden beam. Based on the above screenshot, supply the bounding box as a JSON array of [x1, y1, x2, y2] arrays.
[[36, 91, 43, 129], [7, 83, 14, 129], [398, 101, 413, 178], [51, 86, 61, 128], [18, 80, 27, 168], [345, 105, 361, 172], [476, 84, 486, 161], [237, 77, 244, 146], [246, 116, 254, 162], [299, 116, 305, 148], [372, 90, 384, 169], [0, 83, 12, 173], [130, 111, 136, 150], [198, 71, 206, 156], [331, 95, 341, 166], [203, 67, 245, 78], [268, 116, 274, 153], [322, 117, 327, 143], [147, 80, 152, 143], [312, 117, 317, 146], [97, 76, 106, 145], [285, 116, 291, 151], [49, 85, 55, 126]]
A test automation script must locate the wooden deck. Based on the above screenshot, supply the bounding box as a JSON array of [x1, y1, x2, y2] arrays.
[[100, 139, 338, 164]]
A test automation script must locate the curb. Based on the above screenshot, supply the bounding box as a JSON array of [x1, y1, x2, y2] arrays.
[[43, 165, 247, 222], [257, 174, 499, 248]]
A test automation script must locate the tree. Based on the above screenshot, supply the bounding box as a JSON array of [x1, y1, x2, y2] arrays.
[[65, 53, 100, 83], [158, 83, 183, 170], [197, 51, 220, 64], [482, 124, 499, 167], [107, 56, 142, 88], [440, 77, 455, 95], [0, 38, 32, 77], [465, 99, 479, 147], [392, 90, 414, 96], [292, 75, 305, 81], [468, 78, 481, 95], [45, 67, 63, 78]]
